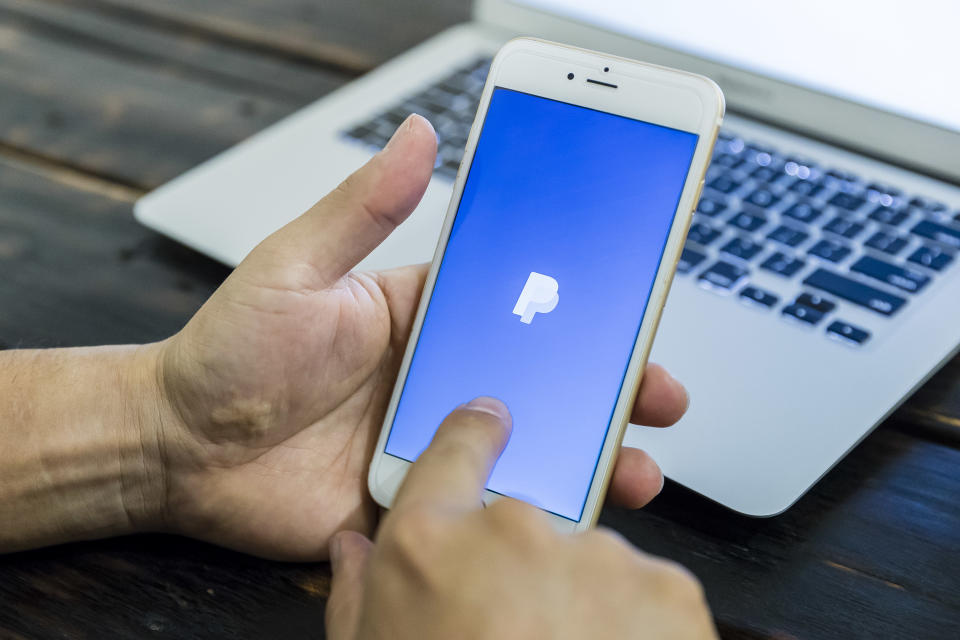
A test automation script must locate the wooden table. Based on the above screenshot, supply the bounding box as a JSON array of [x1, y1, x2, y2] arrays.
[[1, 2, 957, 638]]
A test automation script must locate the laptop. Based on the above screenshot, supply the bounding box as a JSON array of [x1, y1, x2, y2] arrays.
[[134, 0, 960, 516]]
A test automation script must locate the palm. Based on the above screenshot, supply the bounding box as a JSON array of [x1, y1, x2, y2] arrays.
[[161, 264, 425, 560]]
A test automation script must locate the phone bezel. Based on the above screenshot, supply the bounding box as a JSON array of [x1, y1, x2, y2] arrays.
[[368, 37, 724, 532]]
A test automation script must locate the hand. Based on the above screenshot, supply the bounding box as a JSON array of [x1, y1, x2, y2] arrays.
[[150, 115, 690, 560], [325, 397, 716, 639]]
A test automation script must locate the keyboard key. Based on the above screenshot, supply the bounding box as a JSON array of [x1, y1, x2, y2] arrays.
[[809, 239, 852, 263], [438, 140, 464, 164], [783, 201, 822, 224], [440, 159, 462, 178], [712, 153, 744, 169], [907, 245, 954, 271], [767, 225, 809, 247], [761, 251, 806, 277], [850, 255, 930, 293], [696, 197, 727, 217], [796, 292, 836, 313], [721, 237, 764, 261], [699, 260, 749, 290], [864, 231, 908, 255], [803, 268, 907, 316], [750, 165, 784, 184], [783, 158, 817, 179], [825, 168, 861, 184], [827, 321, 871, 345], [745, 143, 776, 160], [782, 303, 825, 326], [908, 196, 947, 214], [787, 178, 824, 197], [707, 174, 741, 194], [822, 216, 866, 239], [345, 122, 390, 147], [728, 211, 767, 232], [344, 122, 375, 139], [739, 285, 779, 309], [677, 248, 707, 274], [828, 191, 867, 211], [911, 219, 960, 249], [869, 205, 910, 227], [722, 136, 746, 154], [687, 222, 722, 246], [744, 189, 781, 209], [865, 183, 901, 199]]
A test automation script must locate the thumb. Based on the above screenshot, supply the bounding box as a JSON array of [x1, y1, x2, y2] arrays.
[[325, 530, 375, 640], [246, 114, 437, 287]]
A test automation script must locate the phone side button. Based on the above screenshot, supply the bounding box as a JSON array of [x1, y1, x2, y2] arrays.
[[693, 179, 705, 210]]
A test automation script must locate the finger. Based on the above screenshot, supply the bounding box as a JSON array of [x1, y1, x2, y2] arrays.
[[372, 262, 429, 352], [251, 114, 437, 287], [629, 363, 689, 427], [393, 397, 512, 512], [606, 447, 664, 509], [326, 530, 374, 640]]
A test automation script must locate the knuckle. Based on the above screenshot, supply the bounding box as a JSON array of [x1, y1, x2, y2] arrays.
[[331, 173, 358, 204], [332, 172, 392, 232], [650, 559, 706, 603], [585, 527, 635, 561], [584, 531, 706, 606], [485, 499, 549, 539], [590, 526, 632, 550], [381, 505, 441, 560]]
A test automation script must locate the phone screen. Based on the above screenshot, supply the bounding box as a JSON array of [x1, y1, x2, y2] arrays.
[[385, 87, 699, 521]]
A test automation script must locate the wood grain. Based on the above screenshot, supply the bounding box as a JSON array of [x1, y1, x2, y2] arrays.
[[83, 0, 472, 72], [0, 0, 343, 103], [602, 428, 960, 639], [0, 535, 330, 640], [0, 7, 330, 189], [0, 154, 227, 347]]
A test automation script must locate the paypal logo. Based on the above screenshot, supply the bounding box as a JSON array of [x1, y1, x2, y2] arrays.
[[513, 272, 559, 324]]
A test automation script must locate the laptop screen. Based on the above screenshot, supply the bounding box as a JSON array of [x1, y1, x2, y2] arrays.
[[516, 0, 959, 133]]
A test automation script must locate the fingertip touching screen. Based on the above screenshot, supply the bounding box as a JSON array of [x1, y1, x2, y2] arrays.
[[385, 87, 698, 521]]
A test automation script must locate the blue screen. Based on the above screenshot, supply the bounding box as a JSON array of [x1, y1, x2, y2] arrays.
[[385, 87, 698, 521]]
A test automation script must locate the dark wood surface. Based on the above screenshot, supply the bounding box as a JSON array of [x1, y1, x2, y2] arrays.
[[0, 2, 957, 638]]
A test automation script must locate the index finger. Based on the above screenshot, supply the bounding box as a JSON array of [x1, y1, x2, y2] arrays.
[[392, 397, 512, 512]]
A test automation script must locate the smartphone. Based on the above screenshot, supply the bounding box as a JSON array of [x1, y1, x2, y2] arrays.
[[368, 38, 723, 532]]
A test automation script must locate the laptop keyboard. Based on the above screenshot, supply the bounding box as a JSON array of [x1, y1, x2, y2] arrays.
[[343, 56, 960, 348], [344, 57, 492, 179]]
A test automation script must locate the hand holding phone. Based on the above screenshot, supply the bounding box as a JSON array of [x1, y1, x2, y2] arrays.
[[369, 38, 724, 530], [328, 396, 718, 639]]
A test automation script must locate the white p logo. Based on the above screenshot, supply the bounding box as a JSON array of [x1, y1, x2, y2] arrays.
[[513, 272, 559, 324]]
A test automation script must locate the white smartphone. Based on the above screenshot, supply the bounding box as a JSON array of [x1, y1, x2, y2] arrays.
[[368, 38, 724, 532]]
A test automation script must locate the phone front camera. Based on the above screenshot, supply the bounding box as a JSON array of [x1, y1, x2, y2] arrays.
[[603, 66, 610, 72], [567, 72, 574, 80]]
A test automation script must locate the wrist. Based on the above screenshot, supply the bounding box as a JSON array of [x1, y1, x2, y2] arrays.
[[117, 341, 177, 534], [0, 344, 179, 552]]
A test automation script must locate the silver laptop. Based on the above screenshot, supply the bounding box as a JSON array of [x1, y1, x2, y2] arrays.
[[134, 0, 960, 516]]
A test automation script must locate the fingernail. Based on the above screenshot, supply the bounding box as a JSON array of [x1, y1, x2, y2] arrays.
[[384, 113, 433, 152], [329, 534, 343, 572], [464, 396, 511, 424], [658, 472, 665, 494]]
